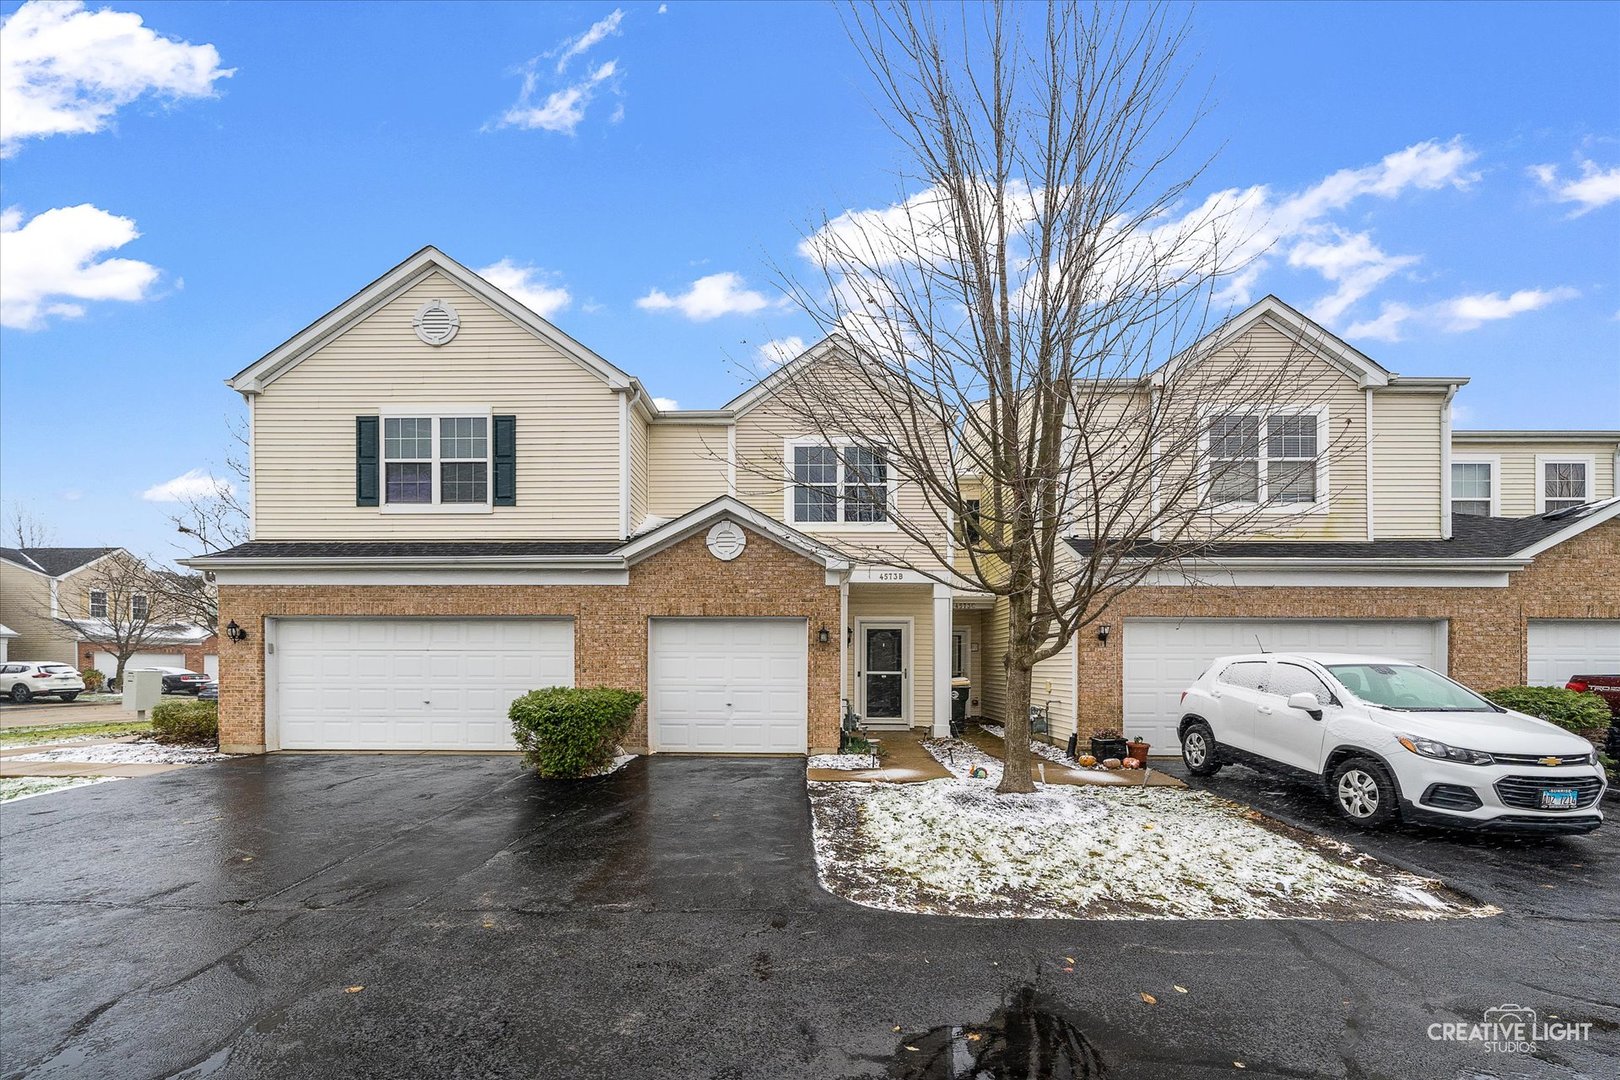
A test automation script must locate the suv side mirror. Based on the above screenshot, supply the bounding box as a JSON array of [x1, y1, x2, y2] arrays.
[[1287, 692, 1324, 720]]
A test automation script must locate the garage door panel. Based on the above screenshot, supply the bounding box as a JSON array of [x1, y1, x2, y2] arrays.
[[1527, 620, 1620, 687], [649, 618, 808, 755], [1122, 618, 1445, 754], [274, 618, 573, 751]]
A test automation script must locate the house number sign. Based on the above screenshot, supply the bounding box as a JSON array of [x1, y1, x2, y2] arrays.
[[706, 520, 746, 561]]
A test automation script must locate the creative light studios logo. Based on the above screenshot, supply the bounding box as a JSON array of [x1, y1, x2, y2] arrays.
[[1429, 1004, 1593, 1054]]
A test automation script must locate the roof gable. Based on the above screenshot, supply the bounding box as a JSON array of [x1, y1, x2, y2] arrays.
[[228, 247, 634, 395], [722, 336, 844, 417], [0, 547, 119, 577], [1155, 295, 1394, 389]]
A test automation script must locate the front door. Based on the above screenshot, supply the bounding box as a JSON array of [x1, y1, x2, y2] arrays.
[[861, 624, 907, 725]]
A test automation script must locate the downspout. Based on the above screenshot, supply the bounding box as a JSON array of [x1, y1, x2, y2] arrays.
[[1364, 388, 1375, 541], [1440, 386, 1456, 540], [618, 392, 631, 539]]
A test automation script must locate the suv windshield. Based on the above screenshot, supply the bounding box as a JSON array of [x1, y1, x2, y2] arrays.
[[1325, 663, 1495, 712]]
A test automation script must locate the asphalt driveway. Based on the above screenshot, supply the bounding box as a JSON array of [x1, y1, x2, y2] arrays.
[[2, 755, 1616, 1079]]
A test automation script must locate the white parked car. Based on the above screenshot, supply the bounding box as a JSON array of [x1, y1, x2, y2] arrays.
[[1, 662, 86, 703], [1176, 653, 1605, 834]]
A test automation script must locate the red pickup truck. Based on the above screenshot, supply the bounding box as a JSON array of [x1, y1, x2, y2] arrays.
[[1566, 675, 1620, 757]]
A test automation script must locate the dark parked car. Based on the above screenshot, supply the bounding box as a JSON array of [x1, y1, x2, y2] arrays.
[[196, 680, 219, 701], [134, 667, 213, 694]]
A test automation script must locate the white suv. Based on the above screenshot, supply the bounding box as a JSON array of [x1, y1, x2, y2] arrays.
[[1177, 653, 1605, 834], [1, 662, 87, 703]]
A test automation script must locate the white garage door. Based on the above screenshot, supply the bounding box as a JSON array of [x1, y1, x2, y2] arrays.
[[95, 651, 185, 676], [1122, 618, 1447, 753], [1527, 620, 1620, 687], [203, 654, 219, 679], [274, 618, 573, 751], [649, 618, 807, 754]]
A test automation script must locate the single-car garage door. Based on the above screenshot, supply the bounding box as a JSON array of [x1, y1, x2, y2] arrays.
[[1527, 620, 1620, 687], [649, 618, 807, 754], [1122, 618, 1447, 753], [274, 618, 573, 751]]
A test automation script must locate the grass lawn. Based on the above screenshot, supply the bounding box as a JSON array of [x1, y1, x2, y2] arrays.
[[0, 719, 153, 747]]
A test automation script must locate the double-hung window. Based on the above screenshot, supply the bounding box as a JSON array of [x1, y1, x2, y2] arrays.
[[1208, 410, 1322, 507], [383, 414, 490, 508], [789, 442, 891, 525], [1451, 461, 1494, 517], [89, 590, 108, 619], [131, 593, 148, 621], [1540, 458, 1589, 513]]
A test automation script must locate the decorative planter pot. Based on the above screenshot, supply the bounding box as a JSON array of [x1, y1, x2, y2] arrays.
[[1090, 736, 1128, 762], [1126, 741, 1151, 763]]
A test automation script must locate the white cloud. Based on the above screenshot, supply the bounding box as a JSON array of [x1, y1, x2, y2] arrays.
[[476, 258, 571, 317], [58, 488, 83, 502], [1348, 287, 1578, 342], [1529, 158, 1620, 216], [141, 468, 235, 503], [1, 203, 161, 329], [0, 0, 232, 157], [756, 335, 806, 368], [1287, 230, 1418, 324], [637, 272, 778, 321], [494, 10, 626, 135], [551, 8, 623, 73], [658, 3, 668, 12], [650, 396, 678, 411]]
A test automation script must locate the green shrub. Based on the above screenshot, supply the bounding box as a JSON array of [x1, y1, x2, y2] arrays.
[[151, 699, 219, 745], [1482, 686, 1611, 733], [80, 668, 106, 693], [509, 687, 642, 778]]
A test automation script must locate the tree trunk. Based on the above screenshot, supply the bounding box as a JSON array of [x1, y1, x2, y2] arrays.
[[997, 591, 1037, 794], [114, 656, 127, 693]]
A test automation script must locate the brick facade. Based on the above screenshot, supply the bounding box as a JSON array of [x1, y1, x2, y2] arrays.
[[214, 526, 842, 755], [1075, 518, 1620, 736], [76, 635, 219, 683]]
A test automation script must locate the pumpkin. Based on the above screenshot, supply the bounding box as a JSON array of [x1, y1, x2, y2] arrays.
[[1077, 754, 1097, 767], [1101, 757, 1122, 770], [1121, 756, 1142, 769]]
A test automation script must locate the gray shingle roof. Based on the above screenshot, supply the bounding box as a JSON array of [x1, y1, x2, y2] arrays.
[[1065, 507, 1603, 562], [196, 540, 627, 560], [0, 547, 117, 576]]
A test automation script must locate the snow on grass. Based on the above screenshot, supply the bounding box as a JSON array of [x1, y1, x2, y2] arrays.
[[808, 754, 883, 771], [1, 776, 122, 802], [7, 741, 231, 765], [590, 752, 636, 777], [808, 773, 1493, 921], [979, 723, 1084, 768]]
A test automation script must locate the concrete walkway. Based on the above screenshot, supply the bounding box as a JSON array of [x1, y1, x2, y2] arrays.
[[0, 736, 191, 778], [959, 726, 1185, 788], [805, 729, 953, 784]]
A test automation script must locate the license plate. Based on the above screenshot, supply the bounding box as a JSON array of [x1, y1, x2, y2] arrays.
[[1541, 789, 1579, 810]]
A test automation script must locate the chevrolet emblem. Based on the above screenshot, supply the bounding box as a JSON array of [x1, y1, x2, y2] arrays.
[[1538, 756, 1563, 767]]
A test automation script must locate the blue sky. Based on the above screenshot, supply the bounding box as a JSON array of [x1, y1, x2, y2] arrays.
[[2, 0, 1617, 562]]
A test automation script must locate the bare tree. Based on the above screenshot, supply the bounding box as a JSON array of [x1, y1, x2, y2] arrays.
[[50, 554, 187, 690], [757, 1, 1358, 792], [5, 502, 56, 548], [157, 415, 249, 629]]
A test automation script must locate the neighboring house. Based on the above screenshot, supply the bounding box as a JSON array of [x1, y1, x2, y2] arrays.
[[188, 249, 1619, 758], [0, 623, 15, 663], [1450, 430, 1619, 518], [0, 547, 218, 677]]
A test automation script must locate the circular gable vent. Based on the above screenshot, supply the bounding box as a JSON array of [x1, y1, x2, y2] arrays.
[[413, 299, 460, 346]]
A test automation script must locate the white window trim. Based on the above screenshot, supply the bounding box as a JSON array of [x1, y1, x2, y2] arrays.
[[782, 437, 900, 532], [378, 406, 495, 515], [855, 617, 913, 724], [131, 592, 149, 620], [1449, 454, 1500, 518], [88, 589, 108, 619], [1535, 454, 1595, 514], [1200, 404, 1332, 515]]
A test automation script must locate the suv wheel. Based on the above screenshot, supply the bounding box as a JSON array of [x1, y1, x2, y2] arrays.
[[9, 684, 31, 703], [1330, 758, 1398, 828], [1180, 720, 1222, 777]]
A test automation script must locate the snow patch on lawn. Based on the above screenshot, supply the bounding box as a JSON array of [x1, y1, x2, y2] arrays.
[[1, 776, 123, 802], [808, 754, 882, 771], [590, 752, 636, 777], [809, 776, 1492, 920], [979, 723, 1076, 768], [7, 741, 231, 765]]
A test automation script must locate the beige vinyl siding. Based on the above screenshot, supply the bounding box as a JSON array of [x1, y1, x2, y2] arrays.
[[1452, 439, 1618, 517], [0, 561, 75, 665], [628, 406, 649, 529], [847, 583, 936, 730], [646, 423, 730, 519], [734, 361, 951, 571], [978, 595, 1011, 723], [1370, 390, 1446, 538], [252, 271, 623, 540]]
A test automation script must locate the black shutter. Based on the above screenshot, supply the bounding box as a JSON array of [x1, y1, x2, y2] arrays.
[[356, 416, 380, 506], [493, 414, 517, 506]]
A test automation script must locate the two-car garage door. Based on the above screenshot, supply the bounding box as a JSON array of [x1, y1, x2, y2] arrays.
[[275, 618, 573, 751], [1122, 618, 1447, 752]]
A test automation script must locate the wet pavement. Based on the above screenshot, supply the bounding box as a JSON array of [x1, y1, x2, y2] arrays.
[[2, 754, 1616, 1079]]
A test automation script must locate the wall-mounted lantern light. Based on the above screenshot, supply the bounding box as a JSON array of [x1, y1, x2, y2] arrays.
[[817, 625, 831, 645], [225, 620, 248, 643], [1096, 623, 1111, 646], [846, 626, 853, 646]]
